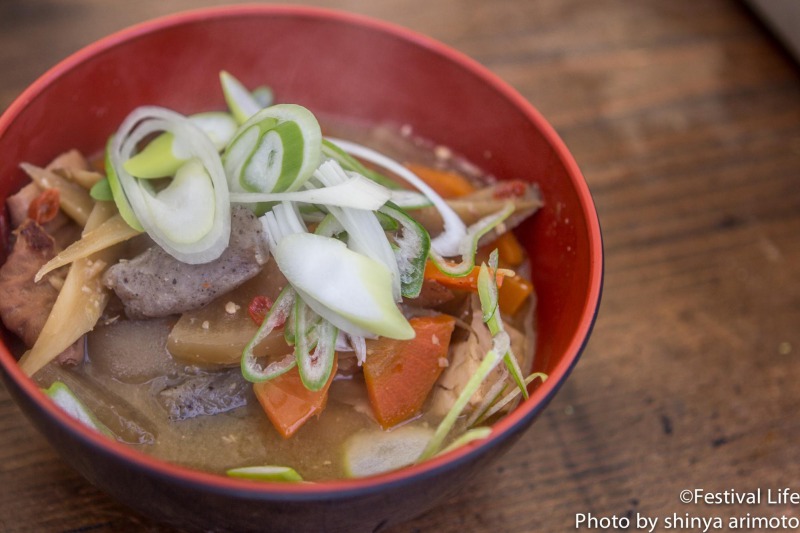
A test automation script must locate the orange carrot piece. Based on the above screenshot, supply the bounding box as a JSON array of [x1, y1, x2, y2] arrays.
[[492, 232, 525, 267], [498, 275, 534, 316], [363, 315, 456, 429], [423, 260, 505, 292], [404, 163, 476, 198], [253, 358, 338, 439]]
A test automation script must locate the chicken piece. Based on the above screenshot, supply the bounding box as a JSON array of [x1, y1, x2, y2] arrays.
[[103, 206, 270, 319], [428, 294, 527, 417]]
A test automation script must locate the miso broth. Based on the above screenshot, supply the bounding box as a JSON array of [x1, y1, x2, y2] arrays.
[[7, 111, 540, 481]]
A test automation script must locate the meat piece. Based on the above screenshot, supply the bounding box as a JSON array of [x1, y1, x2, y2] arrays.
[[156, 369, 249, 421], [6, 150, 89, 234], [0, 219, 60, 347], [103, 206, 269, 318], [406, 279, 455, 308], [428, 294, 527, 417]]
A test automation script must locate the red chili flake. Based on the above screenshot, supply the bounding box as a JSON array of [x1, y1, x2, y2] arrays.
[[28, 188, 61, 224], [493, 180, 527, 199], [248, 295, 274, 326]]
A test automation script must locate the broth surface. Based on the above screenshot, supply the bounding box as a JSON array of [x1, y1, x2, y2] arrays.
[[29, 118, 536, 480]]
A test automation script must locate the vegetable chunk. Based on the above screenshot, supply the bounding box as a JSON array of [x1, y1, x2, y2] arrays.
[[253, 358, 338, 438], [363, 315, 456, 429]]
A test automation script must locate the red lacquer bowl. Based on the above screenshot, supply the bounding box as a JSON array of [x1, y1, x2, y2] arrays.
[[0, 5, 602, 532]]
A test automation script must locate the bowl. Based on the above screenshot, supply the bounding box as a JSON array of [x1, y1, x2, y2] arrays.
[[0, 5, 602, 532]]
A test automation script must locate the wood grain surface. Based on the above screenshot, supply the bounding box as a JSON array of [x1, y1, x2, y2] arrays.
[[2, 1, 799, 532]]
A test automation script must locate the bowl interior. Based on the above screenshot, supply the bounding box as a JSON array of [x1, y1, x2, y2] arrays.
[[0, 5, 601, 493]]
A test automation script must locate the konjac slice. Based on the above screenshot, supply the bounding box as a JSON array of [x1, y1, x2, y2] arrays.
[[363, 315, 456, 429]]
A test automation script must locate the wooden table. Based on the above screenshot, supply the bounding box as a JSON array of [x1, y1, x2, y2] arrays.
[[2, 1, 799, 531]]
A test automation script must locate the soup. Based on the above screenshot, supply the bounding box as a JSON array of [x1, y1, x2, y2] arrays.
[[0, 74, 544, 481]]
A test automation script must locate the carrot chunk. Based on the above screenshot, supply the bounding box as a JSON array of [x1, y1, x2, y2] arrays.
[[404, 163, 476, 198], [498, 275, 534, 316], [492, 231, 525, 267], [253, 358, 338, 439], [363, 315, 456, 429]]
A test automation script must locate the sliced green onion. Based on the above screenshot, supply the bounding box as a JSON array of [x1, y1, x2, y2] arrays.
[[104, 136, 143, 231], [261, 204, 376, 341], [141, 159, 215, 244], [344, 426, 434, 478], [43, 381, 114, 437], [322, 138, 402, 190], [326, 137, 466, 257], [378, 202, 431, 299], [89, 177, 113, 201], [109, 106, 231, 264], [478, 250, 528, 399], [473, 372, 547, 426], [220, 70, 263, 124], [295, 297, 337, 391], [274, 233, 414, 340], [241, 285, 297, 382], [418, 329, 509, 460], [123, 112, 237, 179], [314, 213, 345, 238], [224, 104, 322, 194], [313, 162, 402, 302], [226, 465, 303, 482], [228, 172, 390, 211], [388, 190, 432, 209], [465, 366, 509, 427], [436, 427, 492, 456], [427, 202, 515, 277], [192, 112, 239, 151], [251, 86, 274, 108]]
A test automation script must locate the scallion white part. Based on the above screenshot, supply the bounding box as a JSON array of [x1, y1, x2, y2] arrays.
[[313, 162, 402, 301], [388, 190, 432, 209], [344, 426, 434, 478], [43, 381, 113, 436], [326, 137, 467, 257], [220, 70, 263, 124], [122, 112, 237, 179], [226, 465, 303, 482], [473, 373, 547, 426], [110, 106, 231, 264], [224, 104, 322, 195], [229, 173, 390, 211], [274, 233, 414, 340]]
